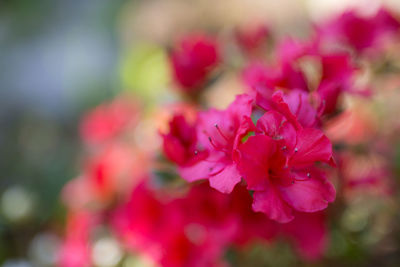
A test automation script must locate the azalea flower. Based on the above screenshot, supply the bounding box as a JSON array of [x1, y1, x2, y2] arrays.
[[237, 93, 335, 222], [317, 8, 400, 54], [179, 94, 254, 193], [243, 39, 365, 124]]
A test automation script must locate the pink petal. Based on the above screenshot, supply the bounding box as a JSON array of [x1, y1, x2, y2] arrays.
[[279, 171, 336, 212], [209, 163, 242, 194], [271, 91, 302, 130], [252, 188, 294, 223], [162, 134, 188, 165], [233, 116, 256, 149], [179, 153, 225, 182], [283, 90, 318, 128], [237, 135, 276, 191], [227, 94, 254, 120], [290, 128, 333, 167], [256, 110, 297, 151]]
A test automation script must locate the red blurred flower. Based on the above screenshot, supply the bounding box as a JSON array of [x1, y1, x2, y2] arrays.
[[112, 181, 330, 263], [170, 34, 220, 92], [62, 144, 149, 209], [58, 212, 95, 267], [80, 98, 139, 145], [112, 182, 238, 267], [235, 24, 270, 55]]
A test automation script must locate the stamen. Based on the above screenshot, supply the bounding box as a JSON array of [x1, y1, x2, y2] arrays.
[[208, 137, 219, 150], [214, 124, 229, 142], [294, 147, 298, 152], [208, 136, 230, 154], [282, 146, 287, 150]]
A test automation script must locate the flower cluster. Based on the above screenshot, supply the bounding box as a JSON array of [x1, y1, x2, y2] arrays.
[[59, 7, 400, 267]]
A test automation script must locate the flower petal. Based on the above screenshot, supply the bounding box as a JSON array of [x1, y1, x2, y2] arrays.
[[290, 128, 333, 167], [279, 171, 336, 212], [209, 163, 242, 194], [179, 152, 225, 182], [256, 110, 297, 152], [237, 135, 276, 191], [252, 188, 294, 223]]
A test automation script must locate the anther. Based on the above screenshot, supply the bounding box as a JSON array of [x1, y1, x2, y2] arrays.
[[294, 148, 298, 152], [208, 136, 221, 151], [282, 146, 287, 150]]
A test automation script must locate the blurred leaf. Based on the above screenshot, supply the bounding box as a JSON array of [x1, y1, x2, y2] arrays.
[[120, 43, 171, 102]]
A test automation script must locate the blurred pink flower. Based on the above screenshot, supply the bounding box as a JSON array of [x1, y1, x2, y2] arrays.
[[58, 212, 95, 267], [235, 24, 271, 55], [170, 34, 220, 92], [318, 8, 400, 54]]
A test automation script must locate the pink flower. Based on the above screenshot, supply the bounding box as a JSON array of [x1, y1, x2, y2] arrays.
[[235, 24, 271, 55], [112, 182, 238, 267], [337, 152, 393, 198], [237, 96, 335, 223], [111, 183, 166, 257], [161, 114, 208, 167], [232, 188, 329, 260], [242, 62, 308, 97], [245, 39, 364, 121], [318, 8, 400, 54], [170, 34, 220, 91], [179, 94, 254, 193], [317, 53, 368, 115], [83, 144, 145, 202]]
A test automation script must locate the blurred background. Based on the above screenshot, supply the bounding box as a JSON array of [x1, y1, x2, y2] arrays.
[[1, 0, 400, 266], [0, 0, 124, 265]]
